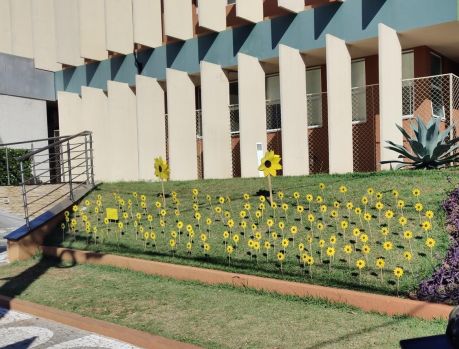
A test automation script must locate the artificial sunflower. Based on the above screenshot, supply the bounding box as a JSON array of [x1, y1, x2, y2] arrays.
[[154, 156, 169, 207], [258, 150, 282, 177], [154, 156, 169, 180]]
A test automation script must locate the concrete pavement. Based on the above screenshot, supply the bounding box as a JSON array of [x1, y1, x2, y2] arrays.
[[0, 307, 141, 348], [0, 210, 24, 265]]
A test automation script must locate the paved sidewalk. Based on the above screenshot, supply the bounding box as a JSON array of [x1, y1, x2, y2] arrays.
[[0, 307, 141, 348], [0, 210, 25, 265]]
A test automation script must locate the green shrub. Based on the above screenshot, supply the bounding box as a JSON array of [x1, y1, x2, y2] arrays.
[[0, 148, 32, 186]]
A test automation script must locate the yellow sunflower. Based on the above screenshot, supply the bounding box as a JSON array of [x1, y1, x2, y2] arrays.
[[258, 151, 282, 177], [154, 156, 169, 180]]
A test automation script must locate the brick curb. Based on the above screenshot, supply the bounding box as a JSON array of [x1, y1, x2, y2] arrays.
[[42, 246, 453, 321], [0, 294, 202, 349]]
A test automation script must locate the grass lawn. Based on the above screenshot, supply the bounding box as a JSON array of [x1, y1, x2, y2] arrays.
[[48, 169, 458, 296], [0, 258, 447, 349]]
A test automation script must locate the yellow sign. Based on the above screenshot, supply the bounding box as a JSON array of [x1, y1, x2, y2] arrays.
[[106, 208, 119, 221]]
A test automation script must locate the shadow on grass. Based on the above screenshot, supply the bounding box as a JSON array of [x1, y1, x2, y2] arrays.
[[0, 249, 103, 319], [305, 302, 436, 349]]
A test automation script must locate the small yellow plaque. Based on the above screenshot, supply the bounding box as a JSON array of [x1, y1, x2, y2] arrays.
[[106, 208, 119, 221]]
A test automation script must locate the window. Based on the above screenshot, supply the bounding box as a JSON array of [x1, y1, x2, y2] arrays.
[[430, 53, 445, 118], [266, 75, 280, 101], [306, 67, 322, 127], [351, 59, 366, 123], [265, 75, 281, 130], [402, 50, 414, 117]]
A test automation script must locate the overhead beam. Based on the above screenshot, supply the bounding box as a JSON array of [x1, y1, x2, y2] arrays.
[[201, 61, 232, 179], [238, 53, 267, 178], [166, 68, 198, 181], [326, 34, 353, 174], [379, 23, 403, 170], [279, 44, 309, 176]]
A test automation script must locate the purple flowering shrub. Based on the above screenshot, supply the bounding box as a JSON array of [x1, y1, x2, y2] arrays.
[[417, 188, 459, 304]]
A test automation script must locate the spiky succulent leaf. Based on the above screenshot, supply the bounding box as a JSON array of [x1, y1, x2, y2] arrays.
[[382, 116, 459, 169]]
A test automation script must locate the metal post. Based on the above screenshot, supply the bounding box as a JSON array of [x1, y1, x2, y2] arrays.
[[84, 134, 90, 185], [20, 161, 30, 229], [88, 132, 95, 187], [5, 148, 10, 186], [60, 140, 65, 183], [67, 141, 74, 201], [30, 142, 37, 185]]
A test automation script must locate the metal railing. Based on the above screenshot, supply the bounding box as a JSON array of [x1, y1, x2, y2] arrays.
[[0, 135, 65, 186], [13, 131, 95, 229], [402, 73, 459, 127]]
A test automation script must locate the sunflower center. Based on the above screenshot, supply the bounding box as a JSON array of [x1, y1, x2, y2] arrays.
[[264, 160, 272, 168], [158, 165, 162, 172]]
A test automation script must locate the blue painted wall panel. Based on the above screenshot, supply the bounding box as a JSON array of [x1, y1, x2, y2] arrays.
[[55, 0, 459, 95]]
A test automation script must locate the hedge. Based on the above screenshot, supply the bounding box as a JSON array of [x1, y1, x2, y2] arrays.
[[0, 148, 32, 186]]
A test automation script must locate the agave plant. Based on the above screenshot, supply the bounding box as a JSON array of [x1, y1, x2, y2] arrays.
[[381, 116, 459, 169]]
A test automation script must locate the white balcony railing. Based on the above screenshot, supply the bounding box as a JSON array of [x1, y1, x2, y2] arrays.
[[402, 73, 459, 122]]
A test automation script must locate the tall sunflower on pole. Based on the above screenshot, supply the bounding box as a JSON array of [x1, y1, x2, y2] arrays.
[[154, 157, 169, 208], [258, 150, 282, 205]]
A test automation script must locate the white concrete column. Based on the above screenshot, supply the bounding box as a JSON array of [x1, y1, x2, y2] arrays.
[[279, 44, 309, 176], [57, 91, 82, 136], [11, 0, 34, 59], [326, 34, 353, 174], [81, 87, 110, 182], [198, 0, 227, 32], [164, 0, 194, 41], [105, 0, 134, 55], [79, 0, 108, 61], [277, 0, 304, 13], [107, 81, 139, 181], [133, 0, 163, 48], [236, 0, 263, 23], [136, 75, 167, 181], [166, 68, 198, 181], [32, 0, 62, 71], [238, 53, 267, 178], [201, 61, 232, 179], [0, 0, 12, 54], [54, 0, 84, 66], [379, 23, 403, 169]]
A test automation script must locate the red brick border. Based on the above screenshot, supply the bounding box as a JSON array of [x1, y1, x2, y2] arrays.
[[0, 294, 202, 349], [42, 246, 453, 321]]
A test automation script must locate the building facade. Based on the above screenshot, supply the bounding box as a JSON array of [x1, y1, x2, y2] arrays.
[[1, 0, 459, 181]]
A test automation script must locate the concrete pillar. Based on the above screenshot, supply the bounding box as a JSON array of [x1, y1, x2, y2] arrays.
[[379, 23, 403, 169], [0, 0, 12, 54], [57, 91, 82, 136], [105, 0, 134, 55], [279, 44, 309, 176], [54, 0, 84, 66], [238, 53, 267, 178], [81, 87, 110, 182], [79, 0, 108, 61], [236, 0, 263, 23], [201, 61, 232, 179], [133, 0, 163, 48], [107, 81, 139, 181], [164, 0, 194, 41], [326, 34, 353, 174], [277, 0, 304, 13], [198, 0, 227, 32], [32, 0, 62, 71], [136, 75, 167, 181], [11, 0, 34, 59], [166, 68, 198, 181]]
